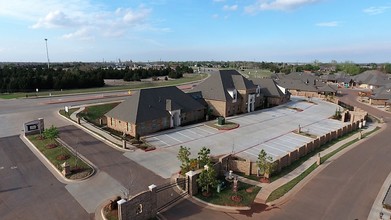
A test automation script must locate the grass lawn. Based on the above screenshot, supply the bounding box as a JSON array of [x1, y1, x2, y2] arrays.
[[0, 73, 207, 99], [267, 163, 318, 202], [27, 134, 93, 180], [78, 102, 120, 125], [195, 181, 260, 207]]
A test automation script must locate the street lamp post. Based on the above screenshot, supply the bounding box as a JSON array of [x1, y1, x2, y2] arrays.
[[45, 38, 50, 69]]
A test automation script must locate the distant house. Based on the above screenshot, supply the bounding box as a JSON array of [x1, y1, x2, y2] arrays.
[[191, 70, 264, 117], [250, 78, 290, 107], [105, 86, 205, 137], [275, 78, 319, 97], [369, 84, 391, 106], [354, 70, 391, 90]]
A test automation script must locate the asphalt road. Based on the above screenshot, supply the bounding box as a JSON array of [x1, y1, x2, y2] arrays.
[[0, 136, 91, 220], [58, 125, 166, 194]]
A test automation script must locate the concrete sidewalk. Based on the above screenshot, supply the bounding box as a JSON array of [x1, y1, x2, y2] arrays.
[[251, 122, 380, 204], [68, 107, 137, 152]]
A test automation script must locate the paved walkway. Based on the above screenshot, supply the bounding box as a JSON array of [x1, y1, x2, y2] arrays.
[[69, 107, 137, 152]]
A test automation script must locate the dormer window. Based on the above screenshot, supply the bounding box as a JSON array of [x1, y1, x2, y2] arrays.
[[256, 85, 261, 97], [228, 89, 237, 103]]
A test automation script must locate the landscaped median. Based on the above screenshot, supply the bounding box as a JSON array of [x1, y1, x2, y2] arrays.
[[194, 180, 260, 207], [266, 126, 381, 203], [26, 133, 94, 180]]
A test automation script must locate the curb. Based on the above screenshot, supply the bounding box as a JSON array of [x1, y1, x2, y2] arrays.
[[56, 138, 98, 181], [21, 134, 98, 184], [58, 110, 132, 153], [189, 196, 250, 212], [20, 134, 72, 184]]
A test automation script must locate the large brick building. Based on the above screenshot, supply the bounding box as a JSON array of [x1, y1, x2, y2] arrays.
[[191, 70, 264, 117], [250, 78, 290, 107], [105, 86, 205, 137]]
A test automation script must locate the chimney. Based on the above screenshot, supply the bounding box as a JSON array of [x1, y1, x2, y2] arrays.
[[166, 99, 172, 111]]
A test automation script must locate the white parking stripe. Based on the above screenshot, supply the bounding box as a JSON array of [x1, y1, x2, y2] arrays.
[[186, 130, 204, 137], [197, 127, 215, 134], [263, 143, 288, 153], [10, 166, 17, 169], [177, 132, 193, 140], [0, 166, 4, 170], [152, 137, 170, 147], [165, 134, 182, 142]]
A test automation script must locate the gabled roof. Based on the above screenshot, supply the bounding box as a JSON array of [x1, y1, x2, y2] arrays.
[[250, 78, 285, 97], [354, 70, 391, 86], [370, 87, 391, 100], [317, 84, 338, 93], [275, 78, 319, 92], [191, 69, 257, 101], [105, 86, 205, 123]]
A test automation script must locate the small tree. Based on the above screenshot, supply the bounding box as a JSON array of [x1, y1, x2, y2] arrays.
[[196, 163, 218, 194], [43, 125, 59, 144], [257, 149, 275, 179], [197, 147, 211, 168], [177, 146, 191, 174]]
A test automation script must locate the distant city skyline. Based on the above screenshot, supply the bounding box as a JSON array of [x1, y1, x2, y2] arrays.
[[0, 0, 390, 63]]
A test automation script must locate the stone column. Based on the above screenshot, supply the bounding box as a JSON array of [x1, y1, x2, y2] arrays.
[[316, 153, 321, 166], [62, 162, 71, 176], [123, 140, 127, 149], [186, 170, 201, 196], [149, 184, 157, 217]]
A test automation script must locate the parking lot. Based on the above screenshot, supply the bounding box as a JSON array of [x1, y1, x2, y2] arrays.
[[124, 97, 347, 178]]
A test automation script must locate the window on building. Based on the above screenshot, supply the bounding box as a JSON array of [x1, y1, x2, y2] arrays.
[[110, 118, 113, 126], [127, 122, 131, 131]]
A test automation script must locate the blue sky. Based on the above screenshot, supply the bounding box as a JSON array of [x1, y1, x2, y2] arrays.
[[0, 0, 391, 63]]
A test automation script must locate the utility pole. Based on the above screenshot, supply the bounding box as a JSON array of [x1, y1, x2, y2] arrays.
[[45, 38, 50, 69]]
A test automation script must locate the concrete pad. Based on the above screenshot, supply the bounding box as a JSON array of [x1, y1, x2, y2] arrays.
[[66, 172, 126, 213], [137, 97, 348, 178]]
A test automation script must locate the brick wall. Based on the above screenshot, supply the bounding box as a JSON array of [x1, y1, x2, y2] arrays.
[[370, 99, 387, 106], [106, 116, 137, 137], [118, 190, 156, 220]]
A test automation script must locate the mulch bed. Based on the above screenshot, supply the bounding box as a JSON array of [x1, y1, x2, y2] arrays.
[[46, 143, 57, 149], [231, 195, 242, 202], [56, 154, 70, 161]]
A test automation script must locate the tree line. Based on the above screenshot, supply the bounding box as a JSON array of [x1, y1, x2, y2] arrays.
[[99, 65, 193, 81], [0, 66, 104, 93], [0, 64, 193, 93]]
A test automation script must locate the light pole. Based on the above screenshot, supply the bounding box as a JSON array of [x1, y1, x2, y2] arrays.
[[45, 38, 50, 69]]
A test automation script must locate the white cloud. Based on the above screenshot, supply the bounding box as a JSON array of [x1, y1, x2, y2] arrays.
[[316, 21, 340, 27], [123, 8, 152, 24], [363, 6, 390, 15], [213, 0, 226, 2], [31, 10, 78, 29], [0, 0, 157, 40], [62, 27, 94, 40], [245, 0, 320, 13], [223, 5, 238, 11], [212, 14, 219, 19]]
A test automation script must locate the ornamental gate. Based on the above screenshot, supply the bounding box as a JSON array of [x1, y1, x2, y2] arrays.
[[156, 177, 188, 212]]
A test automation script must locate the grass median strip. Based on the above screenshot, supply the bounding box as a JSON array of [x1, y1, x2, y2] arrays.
[[267, 163, 318, 203], [27, 134, 93, 180]]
